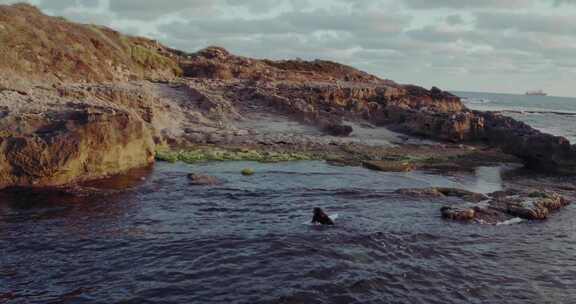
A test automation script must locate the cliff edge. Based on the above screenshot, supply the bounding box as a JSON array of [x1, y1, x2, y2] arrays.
[[0, 3, 574, 189]]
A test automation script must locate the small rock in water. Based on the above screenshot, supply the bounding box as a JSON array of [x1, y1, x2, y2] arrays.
[[322, 123, 353, 137], [241, 168, 255, 176], [505, 192, 569, 220], [363, 160, 414, 172], [440, 206, 476, 221], [311, 207, 335, 225], [187, 173, 221, 186]]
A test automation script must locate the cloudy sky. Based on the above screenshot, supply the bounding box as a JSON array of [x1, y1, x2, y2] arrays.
[[2, 0, 576, 96]]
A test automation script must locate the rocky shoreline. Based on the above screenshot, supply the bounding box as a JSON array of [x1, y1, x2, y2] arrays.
[[0, 3, 574, 223]]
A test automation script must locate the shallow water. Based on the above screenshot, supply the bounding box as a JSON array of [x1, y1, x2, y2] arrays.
[[1, 161, 575, 303]]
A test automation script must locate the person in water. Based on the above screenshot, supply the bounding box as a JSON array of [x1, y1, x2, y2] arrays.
[[312, 207, 334, 225]]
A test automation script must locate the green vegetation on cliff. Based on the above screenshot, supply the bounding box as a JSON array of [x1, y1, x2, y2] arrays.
[[0, 3, 181, 84]]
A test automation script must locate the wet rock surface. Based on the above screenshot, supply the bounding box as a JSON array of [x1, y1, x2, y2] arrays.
[[397, 187, 572, 224], [396, 187, 489, 202], [187, 173, 222, 186], [499, 192, 571, 220], [440, 205, 476, 221], [363, 160, 415, 172], [0, 102, 154, 188]]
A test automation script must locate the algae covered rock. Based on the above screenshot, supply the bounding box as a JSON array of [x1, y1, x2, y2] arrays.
[[154, 148, 315, 164], [363, 160, 415, 172], [241, 168, 255, 176]]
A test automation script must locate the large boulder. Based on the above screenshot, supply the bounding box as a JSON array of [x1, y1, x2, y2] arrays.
[[0, 106, 155, 189]]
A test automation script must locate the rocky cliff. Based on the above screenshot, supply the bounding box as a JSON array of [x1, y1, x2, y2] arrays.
[[0, 89, 155, 188], [0, 3, 175, 188], [179, 47, 465, 133], [0, 3, 574, 190], [177, 47, 576, 174]]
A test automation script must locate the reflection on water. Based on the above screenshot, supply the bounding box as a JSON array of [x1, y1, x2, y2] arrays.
[[0, 161, 575, 304]]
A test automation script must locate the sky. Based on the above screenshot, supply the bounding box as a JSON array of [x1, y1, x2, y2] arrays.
[[2, 0, 576, 96]]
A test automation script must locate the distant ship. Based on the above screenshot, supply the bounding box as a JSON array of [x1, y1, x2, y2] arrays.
[[525, 90, 548, 96]]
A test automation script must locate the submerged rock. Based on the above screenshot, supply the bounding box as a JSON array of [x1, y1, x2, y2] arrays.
[[396, 187, 445, 197], [363, 160, 415, 172], [395, 187, 489, 202], [435, 188, 489, 202], [322, 123, 353, 137], [187, 173, 221, 186], [440, 205, 476, 221]]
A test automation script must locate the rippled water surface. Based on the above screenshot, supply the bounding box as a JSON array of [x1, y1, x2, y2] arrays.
[[1, 161, 575, 303]]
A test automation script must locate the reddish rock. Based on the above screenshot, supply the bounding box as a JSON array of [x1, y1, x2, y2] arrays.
[[0, 107, 155, 189], [187, 173, 221, 186]]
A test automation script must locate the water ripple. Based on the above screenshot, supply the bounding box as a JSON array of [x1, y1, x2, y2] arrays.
[[1, 161, 575, 303]]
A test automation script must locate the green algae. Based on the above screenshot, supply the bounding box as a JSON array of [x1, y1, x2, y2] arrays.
[[155, 148, 318, 164], [241, 168, 255, 176]]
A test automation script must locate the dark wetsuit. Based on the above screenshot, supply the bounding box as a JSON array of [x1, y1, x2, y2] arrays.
[[312, 207, 334, 225]]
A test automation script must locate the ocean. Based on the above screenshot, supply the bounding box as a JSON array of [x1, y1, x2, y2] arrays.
[[1, 161, 575, 303], [454, 91, 576, 143], [1, 93, 576, 304]]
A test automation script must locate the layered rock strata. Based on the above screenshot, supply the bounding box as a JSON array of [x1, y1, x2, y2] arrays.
[[179, 47, 576, 174], [0, 3, 575, 190]]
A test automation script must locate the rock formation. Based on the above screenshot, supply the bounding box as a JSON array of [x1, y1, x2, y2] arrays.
[[0, 3, 575, 190], [176, 46, 576, 174], [0, 4, 182, 189], [0, 102, 155, 188], [396, 188, 571, 224]]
